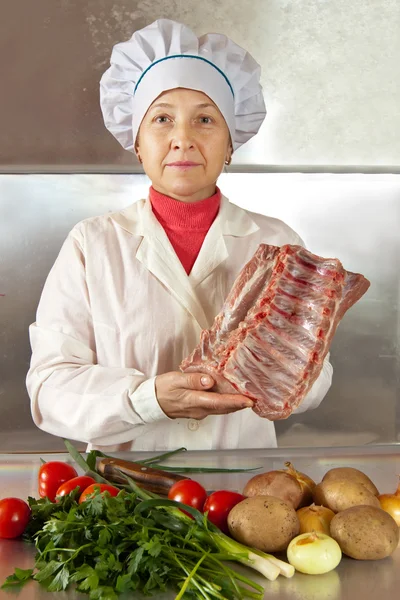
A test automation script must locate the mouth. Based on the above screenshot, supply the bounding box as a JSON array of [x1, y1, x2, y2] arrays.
[[166, 161, 201, 169]]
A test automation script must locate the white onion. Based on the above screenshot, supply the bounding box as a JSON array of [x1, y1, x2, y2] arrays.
[[287, 532, 342, 575]]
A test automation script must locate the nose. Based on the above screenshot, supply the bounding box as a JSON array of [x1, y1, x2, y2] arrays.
[[170, 122, 196, 151]]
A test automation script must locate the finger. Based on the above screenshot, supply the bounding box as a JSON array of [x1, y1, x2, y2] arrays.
[[195, 391, 254, 414], [175, 371, 215, 391]]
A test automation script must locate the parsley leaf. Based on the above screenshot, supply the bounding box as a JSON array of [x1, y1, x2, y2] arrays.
[[47, 565, 70, 592], [0, 568, 33, 589]]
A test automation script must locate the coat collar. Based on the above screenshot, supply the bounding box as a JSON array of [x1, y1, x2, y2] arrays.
[[218, 195, 260, 237], [111, 195, 259, 330], [112, 195, 259, 239]]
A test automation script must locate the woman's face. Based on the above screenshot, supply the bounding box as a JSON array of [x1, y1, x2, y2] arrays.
[[135, 88, 232, 202]]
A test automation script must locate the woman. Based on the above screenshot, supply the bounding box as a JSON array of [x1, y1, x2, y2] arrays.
[[27, 19, 332, 452]]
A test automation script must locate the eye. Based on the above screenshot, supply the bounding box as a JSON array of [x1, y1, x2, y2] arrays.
[[199, 116, 213, 124], [154, 115, 171, 124]]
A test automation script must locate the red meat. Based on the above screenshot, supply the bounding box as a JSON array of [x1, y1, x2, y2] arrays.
[[180, 244, 370, 419]]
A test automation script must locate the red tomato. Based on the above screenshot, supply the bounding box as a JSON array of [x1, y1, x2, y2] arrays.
[[0, 498, 31, 539], [203, 490, 246, 535], [79, 483, 120, 503], [38, 462, 78, 502], [168, 480, 207, 516], [56, 476, 96, 499]]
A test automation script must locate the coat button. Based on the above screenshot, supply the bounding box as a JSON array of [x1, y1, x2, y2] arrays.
[[188, 419, 200, 431]]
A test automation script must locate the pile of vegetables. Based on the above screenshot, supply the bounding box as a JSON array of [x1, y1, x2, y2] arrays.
[[1, 444, 399, 597], [0, 443, 293, 599], [228, 463, 400, 573]]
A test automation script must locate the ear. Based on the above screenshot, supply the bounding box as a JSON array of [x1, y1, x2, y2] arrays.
[[225, 144, 233, 165], [134, 145, 142, 164], [134, 132, 142, 160]]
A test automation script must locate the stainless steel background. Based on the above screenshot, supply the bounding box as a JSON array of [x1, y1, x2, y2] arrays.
[[1, 0, 400, 170], [0, 173, 398, 452], [1, 0, 399, 451]]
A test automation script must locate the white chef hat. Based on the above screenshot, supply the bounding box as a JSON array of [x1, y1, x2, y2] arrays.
[[100, 19, 266, 152]]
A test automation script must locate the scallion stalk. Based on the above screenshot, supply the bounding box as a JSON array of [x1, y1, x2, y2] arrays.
[[138, 464, 261, 473], [136, 447, 188, 465]]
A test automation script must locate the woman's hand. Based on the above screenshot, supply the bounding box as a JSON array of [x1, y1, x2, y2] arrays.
[[155, 372, 254, 420]]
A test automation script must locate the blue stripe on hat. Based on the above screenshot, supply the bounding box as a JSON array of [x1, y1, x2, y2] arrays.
[[134, 54, 234, 97]]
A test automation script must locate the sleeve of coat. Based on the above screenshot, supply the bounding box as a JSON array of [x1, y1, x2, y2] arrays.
[[287, 229, 334, 414], [26, 228, 169, 447]]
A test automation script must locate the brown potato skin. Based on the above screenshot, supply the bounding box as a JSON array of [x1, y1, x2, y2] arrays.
[[313, 480, 380, 513], [243, 471, 303, 509], [322, 467, 379, 496], [227, 496, 300, 553], [330, 506, 399, 560]]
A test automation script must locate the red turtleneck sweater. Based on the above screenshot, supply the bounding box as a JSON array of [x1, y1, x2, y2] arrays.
[[149, 186, 221, 275]]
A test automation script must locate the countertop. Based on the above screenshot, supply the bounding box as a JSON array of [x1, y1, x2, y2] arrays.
[[0, 444, 399, 599]]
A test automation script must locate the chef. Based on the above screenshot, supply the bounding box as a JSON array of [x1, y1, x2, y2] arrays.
[[27, 19, 333, 452]]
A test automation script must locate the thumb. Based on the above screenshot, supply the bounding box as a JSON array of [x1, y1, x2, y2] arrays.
[[180, 372, 215, 391]]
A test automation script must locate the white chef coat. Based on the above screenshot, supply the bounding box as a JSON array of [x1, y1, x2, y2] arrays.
[[27, 194, 333, 452]]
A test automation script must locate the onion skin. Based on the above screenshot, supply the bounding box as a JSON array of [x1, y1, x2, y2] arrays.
[[283, 462, 316, 508], [287, 532, 342, 575], [394, 475, 400, 497], [297, 504, 335, 535], [378, 494, 400, 527]]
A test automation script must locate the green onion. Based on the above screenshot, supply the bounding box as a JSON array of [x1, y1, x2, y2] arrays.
[[174, 552, 209, 600], [139, 464, 261, 473], [63, 439, 260, 475], [63, 440, 109, 484], [137, 447, 188, 465]]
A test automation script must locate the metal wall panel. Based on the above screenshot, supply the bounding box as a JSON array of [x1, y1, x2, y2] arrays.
[[1, 0, 399, 169], [0, 173, 398, 451]]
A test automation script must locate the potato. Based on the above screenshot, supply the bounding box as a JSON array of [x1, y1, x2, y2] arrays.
[[330, 505, 399, 560], [227, 496, 300, 553], [322, 467, 379, 496], [243, 471, 303, 509], [313, 479, 380, 513]]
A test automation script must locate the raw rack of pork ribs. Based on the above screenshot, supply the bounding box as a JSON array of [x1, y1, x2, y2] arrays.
[[180, 244, 370, 420]]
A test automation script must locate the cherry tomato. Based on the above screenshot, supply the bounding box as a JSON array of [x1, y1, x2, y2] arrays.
[[79, 483, 120, 504], [168, 480, 207, 516], [56, 476, 96, 499], [203, 490, 246, 535], [38, 461, 78, 502], [0, 498, 31, 539]]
